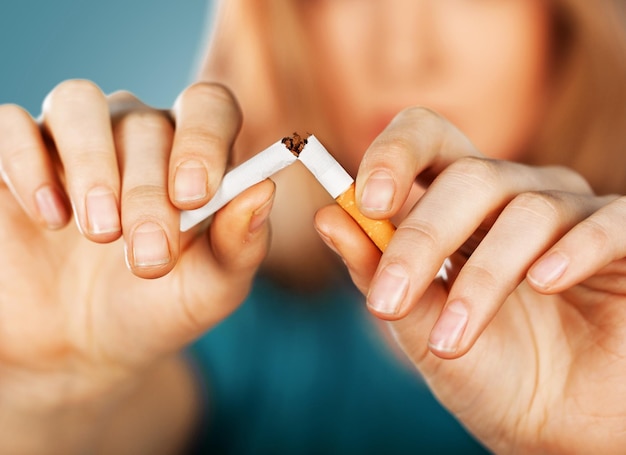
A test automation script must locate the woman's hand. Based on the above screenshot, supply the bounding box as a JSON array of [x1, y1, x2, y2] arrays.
[[315, 107, 626, 454], [0, 80, 273, 451]]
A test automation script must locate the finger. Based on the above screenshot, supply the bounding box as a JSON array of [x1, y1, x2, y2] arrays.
[[209, 178, 275, 273], [428, 191, 604, 358], [108, 89, 149, 118], [367, 158, 581, 320], [115, 106, 177, 279], [314, 204, 381, 294], [355, 107, 481, 219], [0, 104, 70, 228], [42, 79, 121, 241], [527, 194, 626, 293], [169, 82, 242, 209]]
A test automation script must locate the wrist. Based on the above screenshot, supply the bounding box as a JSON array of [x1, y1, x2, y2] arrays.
[[0, 355, 200, 455], [0, 364, 141, 454]]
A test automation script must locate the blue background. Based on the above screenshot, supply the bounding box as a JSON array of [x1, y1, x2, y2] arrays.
[[0, 0, 211, 115]]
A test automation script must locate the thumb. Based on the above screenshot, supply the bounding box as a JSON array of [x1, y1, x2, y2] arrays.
[[172, 178, 275, 340]]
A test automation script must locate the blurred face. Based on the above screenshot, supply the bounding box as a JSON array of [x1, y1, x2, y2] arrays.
[[294, 0, 553, 173]]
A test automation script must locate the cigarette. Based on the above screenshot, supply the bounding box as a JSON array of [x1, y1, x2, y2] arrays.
[[179, 139, 298, 232], [295, 134, 396, 252]]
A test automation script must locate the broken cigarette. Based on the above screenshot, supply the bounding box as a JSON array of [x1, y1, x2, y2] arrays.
[[178, 132, 448, 279], [295, 135, 397, 252], [179, 139, 297, 232], [179, 132, 397, 252]]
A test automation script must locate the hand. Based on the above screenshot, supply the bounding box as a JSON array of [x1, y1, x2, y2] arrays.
[[0, 80, 273, 447], [315, 107, 626, 454]]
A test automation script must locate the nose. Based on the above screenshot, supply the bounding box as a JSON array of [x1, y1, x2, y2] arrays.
[[372, 0, 441, 87]]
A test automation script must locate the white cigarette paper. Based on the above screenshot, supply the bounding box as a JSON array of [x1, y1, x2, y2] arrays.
[[179, 140, 297, 232], [179, 132, 446, 281], [297, 135, 354, 198]]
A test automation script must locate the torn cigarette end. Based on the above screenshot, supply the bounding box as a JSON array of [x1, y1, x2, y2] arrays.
[[335, 183, 397, 252], [297, 134, 397, 252], [282, 132, 310, 157]]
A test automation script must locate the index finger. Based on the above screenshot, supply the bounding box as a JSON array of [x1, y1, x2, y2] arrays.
[[356, 107, 481, 219], [169, 82, 242, 210]]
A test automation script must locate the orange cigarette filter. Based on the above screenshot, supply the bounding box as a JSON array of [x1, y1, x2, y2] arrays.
[[334, 183, 396, 252], [291, 133, 397, 252]]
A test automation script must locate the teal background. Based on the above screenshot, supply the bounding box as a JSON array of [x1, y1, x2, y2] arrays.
[[0, 0, 211, 115]]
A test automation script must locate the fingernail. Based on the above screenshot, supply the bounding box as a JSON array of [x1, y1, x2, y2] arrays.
[[248, 193, 275, 233], [428, 300, 468, 354], [132, 222, 170, 267], [367, 263, 409, 315], [361, 170, 395, 212], [35, 185, 67, 229], [174, 160, 207, 202], [85, 186, 120, 235], [528, 251, 569, 288]]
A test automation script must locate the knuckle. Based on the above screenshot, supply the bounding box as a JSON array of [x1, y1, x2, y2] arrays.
[[614, 195, 626, 213], [575, 196, 626, 250], [460, 262, 500, 292], [63, 145, 112, 171], [393, 108, 479, 161], [107, 90, 143, 116], [117, 109, 172, 134], [396, 220, 440, 251], [507, 191, 562, 221], [1, 143, 32, 173], [446, 156, 500, 186], [235, 238, 270, 271], [123, 183, 167, 206], [511, 191, 562, 213], [43, 80, 105, 117], [47, 79, 104, 106], [0, 103, 31, 124], [184, 81, 237, 105], [370, 133, 414, 161], [398, 106, 442, 125], [173, 82, 242, 143], [394, 106, 449, 141], [580, 217, 611, 251], [547, 165, 594, 194], [176, 125, 227, 153], [179, 81, 241, 117], [107, 89, 138, 102]]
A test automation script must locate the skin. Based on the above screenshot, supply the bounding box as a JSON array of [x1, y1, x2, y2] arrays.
[[1, 0, 626, 453], [295, 0, 553, 171], [0, 83, 275, 453], [306, 1, 626, 452]]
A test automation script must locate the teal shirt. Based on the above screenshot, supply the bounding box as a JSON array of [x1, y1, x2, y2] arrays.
[[188, 276, 487, 454]]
